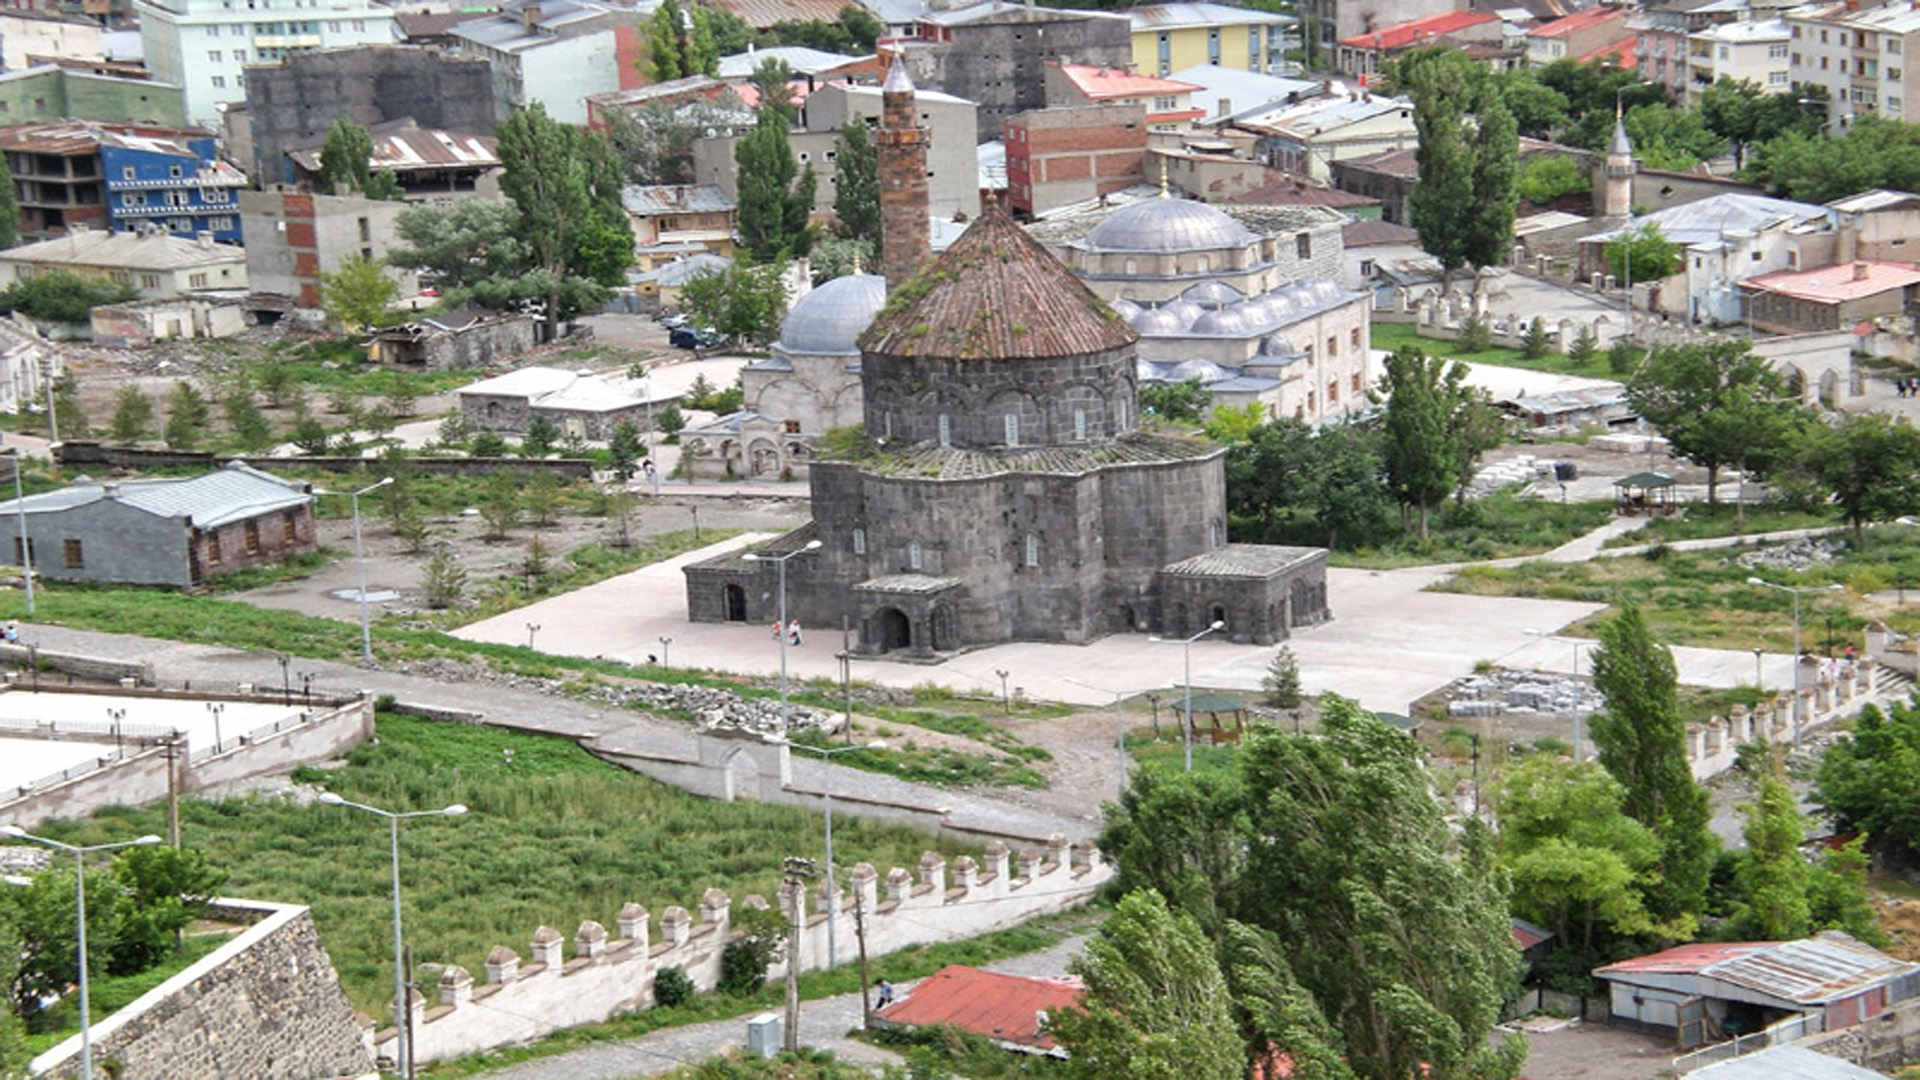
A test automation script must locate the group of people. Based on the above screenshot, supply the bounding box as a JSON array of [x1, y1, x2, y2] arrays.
[[1896, 378, 1920, 398], [773, 619, 803, 646]]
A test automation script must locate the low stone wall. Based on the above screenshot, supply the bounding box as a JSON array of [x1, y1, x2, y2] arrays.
[[406, 839, 1110, 1065], [53, 442, 594, 480], [0, 641, 152, 686], [1801, 995, 1920, 1073], [1687, 661, 1872, 781], [31, 898, 375, 1080]]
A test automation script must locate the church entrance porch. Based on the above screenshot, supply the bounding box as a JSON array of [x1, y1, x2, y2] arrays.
[[852, 575, 964, 658], [1156, 544, 1331, 646]]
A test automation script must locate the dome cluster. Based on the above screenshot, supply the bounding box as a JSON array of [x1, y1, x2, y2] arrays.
[[1124, 280, 1349, 339]]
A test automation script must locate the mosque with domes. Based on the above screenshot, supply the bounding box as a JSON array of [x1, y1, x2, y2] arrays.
[[681, 63, 1332, 654]]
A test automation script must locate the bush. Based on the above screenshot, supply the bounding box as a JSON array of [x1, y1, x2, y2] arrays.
[[1459, 315, 1492, 354], [719, 938, 772, 996], [653, 964, 695, 1008], [1607, 340, 1641, 375]]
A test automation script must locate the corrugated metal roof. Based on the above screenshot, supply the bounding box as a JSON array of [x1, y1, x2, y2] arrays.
[[1340, 10, 1496, 49], [0, 463, 311, 529], [1054, 63, 1203, 100], [1686, 1044, 1891, 1080], [0, 120, 216, 156], [1744, 261, 1920, 304], [1529, 6, 1625, 36], [1127, 3, 1293, 30], [716, 46, 869, 77], [711, 0, 848, 29], [1828, 188, 1920, 213], [1598, 932, 1919, 1007], [859, 199, 1137, 360], [0, 229, 244, 272], [1596, 941, 1766, 976], [621, 184, 736, 216], [1585, 193, 1828, 250], [877, 965, 1082, 1050], [289, 126, 498, 174], [1161, 543, 1320, 577]]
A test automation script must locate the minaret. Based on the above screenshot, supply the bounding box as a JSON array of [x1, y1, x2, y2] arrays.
[[1602, 108, 1636, 218], [876, 58, 931, 288]]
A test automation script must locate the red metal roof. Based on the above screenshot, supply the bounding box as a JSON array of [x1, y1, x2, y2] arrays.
[[1595, 941, 1773, 976], [1053, 62, 1203, 101], [876, 965, 1083, 1050], [1531, 6, 1626, 37], [1340, 10, 1496, 50], [1580, 33, 1639, 67], [1744, 261, 1920, 304]]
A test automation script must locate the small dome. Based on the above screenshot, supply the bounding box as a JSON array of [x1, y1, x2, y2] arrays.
[[1084, 198, 1257, 254], [1109, 298, 1143, 321], [1256, 291, 1299, 319], [1136, 357, 1162, 379], [1170, 358, 1227, 383], [1181, 280, 1244, 308], [1128, 307, 1191, 335], [776, 274, 886, 355], [1160, 299, 1205, 325], [1190, 305, 1260, 337], [1260, 335, 1302, 357]]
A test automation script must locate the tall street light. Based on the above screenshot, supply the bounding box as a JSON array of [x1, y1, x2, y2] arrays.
[[1062, 676, 1137, 799], [318, 793, 468, 1077], [1, 827, 161, 1080], [1746, 577, 1845, 747], [1150, 620, 1225, 772], [743, 539, 821, 732], [316, 477, 393, 664], [769, 737, 884, 970], [6, 449, 32, 616]]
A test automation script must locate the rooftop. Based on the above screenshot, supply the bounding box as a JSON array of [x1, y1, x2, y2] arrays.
[[1586, 192, 1828, 250], [1686, 1045, 1892, 1080], [1161, 543, 1323, 578], [1126, 2, 1294, 30], [0, 228, 243, 272], [1828, 188, 1920, 213], [586, 76, 732, 111], [716, 46, 872, 78], [0, 461, 311, 530], [620, 184, 736, 216], [1598, 932, 1918, 1006], [922, 2, 1129, 27], [1530, 6, 1627, 36], [289, 124, 498, 174], [712, 0, 848, 28], [1341, 218, 1420, 247], [828, 430, 1221, 479], [875, 964, 1082, 1051], [1340, 10, 1498, 49], [1052, 62, 1203, 101], [1742, 260, 1920, 303], [1693, 16, 1788, 40], [0, 119, 215, 157], [1167, 64, 1319, 120], [1219, 176, 1381, 209]]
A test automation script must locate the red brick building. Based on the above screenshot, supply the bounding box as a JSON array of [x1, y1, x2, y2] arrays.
[[1005, 103, 1147, 217]]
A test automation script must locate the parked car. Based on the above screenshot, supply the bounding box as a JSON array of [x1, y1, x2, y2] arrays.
[[670, 327, 725, 349]]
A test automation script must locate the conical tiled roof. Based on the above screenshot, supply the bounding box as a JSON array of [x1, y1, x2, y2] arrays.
[[858, 200, 1138, 360]]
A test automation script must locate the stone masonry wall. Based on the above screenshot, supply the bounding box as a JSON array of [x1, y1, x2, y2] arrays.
[[408, 838, 1110, 1064], [32, 899, 374, 1080]]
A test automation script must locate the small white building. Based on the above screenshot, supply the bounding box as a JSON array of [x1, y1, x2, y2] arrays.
[[0, 226, 247, 301], [457, 366, 679, 441], [1685, 17, 1790, 105], [1579, 192, 1830, 325]]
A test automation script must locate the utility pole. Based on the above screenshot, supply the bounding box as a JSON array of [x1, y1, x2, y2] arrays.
[[163, 736, 181, 847], [781, 856, 813, 1053], [840, 618, 852, 746], [853, 887, 872, 1030]]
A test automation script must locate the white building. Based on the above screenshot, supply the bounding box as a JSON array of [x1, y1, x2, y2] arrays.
[[449, 0, 637, 126], [1786, 0, 1920, 124], [1580, 192, 1831, 324], [135, 0, 396, 127], [0, 227, 248, 300], [1686, 17, 1791, 104]]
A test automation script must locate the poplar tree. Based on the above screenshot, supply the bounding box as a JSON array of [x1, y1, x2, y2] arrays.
[[1377, 345, 1456, 539], [318, 116, 373, 194], [833, 116, 880, 249], [735, 110, 815, 263], [645, 0, 717, 81], [1401, 50, 1475, 288], [0, 156, 19, 249], [1589, 603, 1715, 938], [1464, 80, 1519, 277], [496, 103, 634, 339]]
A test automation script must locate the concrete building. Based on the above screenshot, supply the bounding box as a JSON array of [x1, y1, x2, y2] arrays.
[[1741, 259, 1920, 332], [584, 75, 736, 130], [285, 122, 500, 205], [1125, 2, 1294, 76], [1785, 0, 1920, 124], [0, 9, 107, 73], [1044, 61, 1204, 129], [683, 198, 1331, 652], [0, 66, 185, 126], [1686, 17, 1790, 103], [0, 462, 316, 589], [1338, 216, 1424, 294], [1004, 103, 1147, 217], [692, 79, 980, 221], [1527, 6, 1633, 67], [367, 306, 537, 367], [895, 2, 1132, 142], [457, 366, 676, 439], [1636, 0, 1750, 98], [1167, 64, 1320, 124], [135, 0, 397, 128], [628, 251, 731, 310], [238, 187, 410, 309], [242, 45, 496, 185], [1828, 187, 1920, 261], [1296, 0, 1457, 71], [449, 0, 643, 126], [0, 120, 242, 240], [1336, 10, 1503, 79], [1229, 91, 1417, 185], [622, 184, 736, 269], [90, 294, 248, 345], [0, 225, 245, 297], [1580, 191, 1832, 323]]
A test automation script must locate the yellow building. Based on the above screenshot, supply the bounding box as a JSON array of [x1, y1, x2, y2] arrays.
[[1128, 2, 1296, 76]]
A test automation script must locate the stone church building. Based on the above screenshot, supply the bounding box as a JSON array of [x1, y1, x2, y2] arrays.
[[681, 65, 1330, 655]]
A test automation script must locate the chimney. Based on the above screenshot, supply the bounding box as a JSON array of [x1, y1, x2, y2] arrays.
[[1854, 261, 1871, 281], [1217, 96, 1231, 117], [197, 231, 214, 248], [522, 1, 541, 29], [101, 482, 119, 499]]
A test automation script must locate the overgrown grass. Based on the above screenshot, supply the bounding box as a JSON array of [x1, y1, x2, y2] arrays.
[[35, 715, 984, 1016], [1600, 504, 1839, 547], [1371, 322, 1625, 379], [1432, 528, 1920, 651], [1314, 493, 1614, 569]]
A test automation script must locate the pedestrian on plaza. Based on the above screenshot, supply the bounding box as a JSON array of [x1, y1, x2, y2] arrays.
[[788, 619, 803, 646], [3, 622, 16, 644], [875, 979, 894, 1009], [772, 621, 784, 640], [1846, 642, 1857, 664]]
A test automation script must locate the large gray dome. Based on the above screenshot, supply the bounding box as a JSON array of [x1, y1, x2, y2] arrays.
[[776, 274, 886, 355], [1084, 197, 1257, 254], [1190, 304, 1260, 337], [1128, 307, 1190, 335]]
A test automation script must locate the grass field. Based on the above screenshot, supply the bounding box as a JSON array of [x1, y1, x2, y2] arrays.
[[33, 716, 982, 1015], [1370, 322, 1624, 380], [1309, 493, 1614, 569], [1599, 504, 1839, 547]]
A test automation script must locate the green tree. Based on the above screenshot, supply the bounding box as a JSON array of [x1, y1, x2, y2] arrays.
[[496, 103, 634, 339], [1816, 697, 1920, 868], [320, 255, 399, 335], [601, 94, 750, 187], [479, 475, 523, 539], [680, 259, 789, 345], [1050, 889, 1245, 1080], [163, 380, 210, 449], [1464, 79, 1519, 277], [1, 863, 124, 1021], [645, 0, 718, 81], [1515, 154, 1588, 205], [1225, 417, 1391, 549], [1377, 345, 1457, 539], [317, 116, 374, 194], [1623, 102, 1725, 170], [735, 111, 816, 263], [0, 270, 135, 324], [1520, 317, 1551, 360], [1803, 411, 1920, 540], [608, 419, 643, 480], [657, 400, 687, 439], [421, 545, 468, 608], [1139, 378, 1211, 424], [1260, 645, 1302, 710], [1588, 603, 1715, 937], [810, 236, 875, 282], [1401, 49, 1476, 288], [108, 845, 225, 976], [387, 200, 527, 292], [748, 57, 800, 125], [221, 388, 273, 452], [1566, 325, 1597, 368], [0, 155, 19, 249], [108, 384, 156, 445], [1604, 222, 1683, 287], [1745, 104, 1920, 202], [1490, 70, 1569, 139], [604, 486, 640, 547], [834, 116, 880, 249], [1731, 765, 1812, 941], [522, 415, 559, 458], [1627, 340, 1807, 505]]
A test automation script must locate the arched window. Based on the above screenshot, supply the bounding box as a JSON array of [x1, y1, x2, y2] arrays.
[[909, 541, 923, 570], [1197, 255, 1210, 273], [1073, 408, 1087, 440], [1004, 413, 1019, 446], [1024, 533, 1039, 567], [852, 528, 866, 555], [937, 414, 951, 447]]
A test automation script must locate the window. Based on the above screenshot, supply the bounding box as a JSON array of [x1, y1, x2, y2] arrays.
[[244, 521, 260, 554], [189, 273, 208, 288], [1892, 95, 1905, 111], [1327, 379, 1339, 403], [282, 510, 296, 542], [9, 537, 30, 566], [1792, 25, 1801, 37], [121, 166, 135, 180], [1821, 56, 1830, 70], [1124, 258, 1136, 274], [1893, 37, 1903, 52], [1153, 95, 1177, 110], [1307, 390, 1316, 411], [209, 49, 223, 61], [140, 273, 160, 289], [1769, 42, 1788, 59], [1295, 232, 1311, 259], [209, 216, 234, 231], [852, 528, 866, 555], [1326, 335, 1338, 358], [1157, 31, 1171, 74], [938, 414, 951, 447], [1793, 52, 1801, 65], [123, 192, 146, 207], [1769, 71, 1789, 86], [1249, 25, 1261, 67], [205, 535, 221, 565], [1358, 257, 1375, 276], [909, 541, 922, 570], [1350, 327, 1360, 348], [1821, 29, 1829, 43], [1718, 44, 1730, 59], [1073, 408, 1086, 440], [1023, 533, 1038, 567], [204, 188, 229, 203], [211, 75, 226, 87], [1196, 255, 1209, 272], [357, 217, 370, 242], [1004, 413, 1019, 446], [1893, 67, 1904, 81], [1208, 26, 1221, 64], [61, 539, 82, 569], [1351, 372, 1361, 392]]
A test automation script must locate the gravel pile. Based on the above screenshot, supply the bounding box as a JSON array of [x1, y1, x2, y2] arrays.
[[1734, 537, 1845, 573]]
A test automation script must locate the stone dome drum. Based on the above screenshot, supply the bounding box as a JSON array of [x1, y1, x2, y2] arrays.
[[776, 274, 887, 356], [1083, 197, 1258, 254]]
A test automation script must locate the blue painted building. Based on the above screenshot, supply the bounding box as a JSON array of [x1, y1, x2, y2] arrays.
[[100, 127, 247, 244]]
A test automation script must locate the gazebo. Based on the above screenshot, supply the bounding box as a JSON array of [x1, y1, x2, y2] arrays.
[[1613, 471, 1677, 516], [1173, 692, 1250, 744]]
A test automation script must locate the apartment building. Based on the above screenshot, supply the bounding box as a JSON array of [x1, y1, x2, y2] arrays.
[[135, 0, 396, 127], [1687, 17, 1790, 104], [1636, 0, 1751, 98], [1786, 0, 1920, 124]]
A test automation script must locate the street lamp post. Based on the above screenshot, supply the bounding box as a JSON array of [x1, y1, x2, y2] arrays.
[[771, 738, 884, 971], [1150, 620, 1225, 772], [7, 449, 32, 616], [742, 539, 822, 733], [1, 827, 161, 1080], [317, 793, 468, 1078], [205, 701, 224, 755], [657, 636, 673, 669], [1747, 577, 1846, 747], [316, 478, 394, 665], [1063, 677, 1136, 799]]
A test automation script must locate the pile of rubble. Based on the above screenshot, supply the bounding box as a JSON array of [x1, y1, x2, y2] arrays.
[[1733, 536, 1845, 573], [596, 681, 846, 736], [1447, 668, 1605, 718]]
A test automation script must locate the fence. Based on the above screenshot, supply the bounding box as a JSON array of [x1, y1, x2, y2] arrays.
[[1671, 1012, 1826, 1071]]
